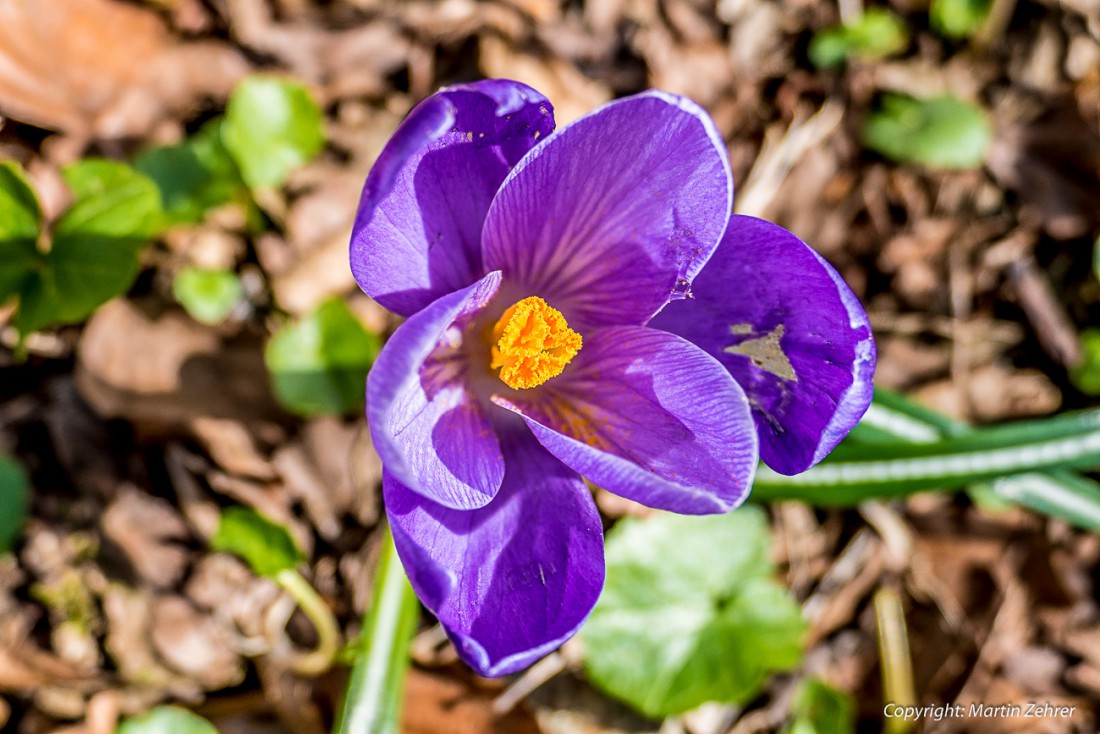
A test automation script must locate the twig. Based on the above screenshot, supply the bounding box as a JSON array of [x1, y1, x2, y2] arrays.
[[492, 652, 566, 716], [1008, 255, 1083, 368], [735, 101, 845, 219]]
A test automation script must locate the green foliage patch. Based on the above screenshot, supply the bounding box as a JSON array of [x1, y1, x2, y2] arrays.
[[581, 508, 807, 718], [809, 8, 909, 68], [210, 506, 306, 579], [863, 94, 991, 170], [265, 298, 381, 417]]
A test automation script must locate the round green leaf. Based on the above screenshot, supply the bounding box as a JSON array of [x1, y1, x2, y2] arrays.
[[931, 0, 993, 38], [809, 8, 909, 68], [222, 76, 326, 189], [0, 457, 30, 554], [783, 679, 856, 734], [210, 506, 305, 578], [117, 706, 218, 734], [136, 121, 247, 225], [863, 94, 992, 170], [14, 160, 163, 334], [581, 508, 807, 718], [57, 159, 164, 240], [265, 298, 381, 417], [173, 267, 243, 325]]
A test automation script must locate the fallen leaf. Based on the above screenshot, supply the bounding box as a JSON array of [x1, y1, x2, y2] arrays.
[[150, 596, 245, 690], [101, 488, 190, 589], [75, 299, 283, 431], [0, 0, 247, 138]]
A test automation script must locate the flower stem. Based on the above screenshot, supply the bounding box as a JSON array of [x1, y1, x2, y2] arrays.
[[333, 525, 419, 734], [274, 568, 341, 676], [875, 587, 915, 734]]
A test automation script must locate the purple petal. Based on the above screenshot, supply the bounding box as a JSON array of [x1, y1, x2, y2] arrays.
[[350, 80, 555, 316], [385, 435, 604, 677], [367, 272, 506, 510], [493, 327, 757, 514], [481, 90, 732, 329], [649, 216, 876, 475]]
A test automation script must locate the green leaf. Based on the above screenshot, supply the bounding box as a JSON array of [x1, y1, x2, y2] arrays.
[[13, 160, 163, 334], [986, 470, 1100, 531], [0, 162, 41, 242], [809, 8, 909, 68], [135, 120, 247, 225], [0, 163, 41, 304], [265, 298, 381, 417], [210, 506, 305, 578], [581, 508, 806, 718], [334, 525, 419, 734], [117, 706, 218, 734], [754, 407, 1100, 504], [173, 267, 243, 325], [863, 94, 991, 169], [0, 456, 30, 554], [222, 76, 325, 189], [1072, 329, 1100, 396], [58, 159, 164, 239], [783, 679, 856, 734], [930, 0, 993, 38], [762, 390, 1100, 532]]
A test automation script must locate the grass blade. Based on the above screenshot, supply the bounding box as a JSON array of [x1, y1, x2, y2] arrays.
[[333, 525, 419, 734]]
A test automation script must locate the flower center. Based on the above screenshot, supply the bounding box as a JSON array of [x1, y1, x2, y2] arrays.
[[489, 296, 582, 389]]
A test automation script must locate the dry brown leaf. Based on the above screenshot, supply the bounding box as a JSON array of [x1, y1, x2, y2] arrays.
[[913, 364, 1061, 422], [190, 417, 277, 481], [186, 554, 282, 646], [528, 672, 658, 734], [403, 668, 542, 734], [254, 659, 326, 734], [987, 97, 1100, 240], [0, 0, 247, 138], [102, 585, 199, 699], [479, 35, 610, 125], [270, 231, 360, 315], [151, 596, 245, 690], [75, 300, 282, 431], [45, 690, 120, 734], [100, 488, 190, 590], [225, 0, 407, 102]]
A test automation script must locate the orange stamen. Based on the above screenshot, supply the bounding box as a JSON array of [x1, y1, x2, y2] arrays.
[[490, 296, 582, 389]]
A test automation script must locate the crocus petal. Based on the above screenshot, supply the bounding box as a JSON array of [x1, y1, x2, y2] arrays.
[[351, 80, 555, 316], [481, 90, 732, 329], [367, 271, 506, 510], [649, 216, 876, 475], [494, 326, 757, 514], [385, 435, 604, 677]]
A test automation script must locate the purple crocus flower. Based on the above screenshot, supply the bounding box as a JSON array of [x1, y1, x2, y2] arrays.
[[350, 79, 875, 677]]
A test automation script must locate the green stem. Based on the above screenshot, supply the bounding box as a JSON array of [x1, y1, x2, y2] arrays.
[[275, 568, 342, 676], [333, 525, 419, 734]]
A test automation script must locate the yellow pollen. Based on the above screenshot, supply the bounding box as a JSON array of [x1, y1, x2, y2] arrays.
[[490, 296, 582, 389]]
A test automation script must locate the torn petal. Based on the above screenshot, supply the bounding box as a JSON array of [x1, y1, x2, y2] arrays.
[[650, 216, 876, 475]]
